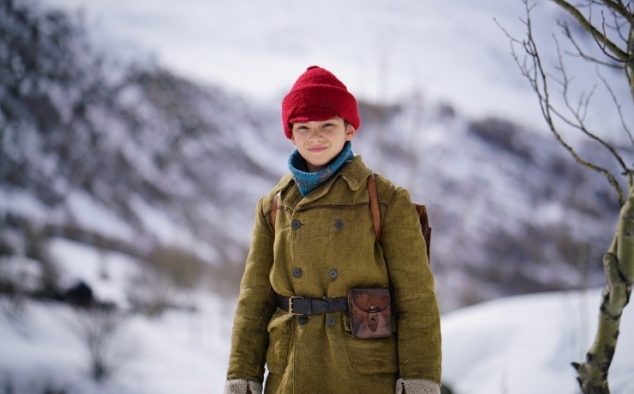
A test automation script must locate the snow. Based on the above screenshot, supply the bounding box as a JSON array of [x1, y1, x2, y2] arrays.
[[0, 296, 232, 393], [0, 238, 233, 393], [2, 238, 633, 393], [443, 290, 634, 393], [127, 195, 182, 245], [49, 238, 140, 308], [66, 190, 135, 241], [127, 195, 220, 263], [0, 187, 51, 224]]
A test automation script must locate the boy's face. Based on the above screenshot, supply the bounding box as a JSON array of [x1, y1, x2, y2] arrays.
[[291, 117, 356, 172]]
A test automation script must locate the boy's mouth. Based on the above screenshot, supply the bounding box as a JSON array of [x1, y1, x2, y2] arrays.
[[307, 146, 327, 152]]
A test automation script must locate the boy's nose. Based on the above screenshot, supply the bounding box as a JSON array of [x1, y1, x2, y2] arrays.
[[308, 130, 323, 141]]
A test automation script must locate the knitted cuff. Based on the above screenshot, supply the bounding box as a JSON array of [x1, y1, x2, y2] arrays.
[[224, 379, 263, 394], [395, 378, 441, 394]]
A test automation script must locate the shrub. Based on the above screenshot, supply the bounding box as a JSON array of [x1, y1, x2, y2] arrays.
[[125, 268, 171, 317], [0, 375, 68, 394], [145, 245, 206, 289], [69, 308, 132, 382]]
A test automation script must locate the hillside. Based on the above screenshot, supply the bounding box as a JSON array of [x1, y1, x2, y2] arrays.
[[0, 0, 621, 312]]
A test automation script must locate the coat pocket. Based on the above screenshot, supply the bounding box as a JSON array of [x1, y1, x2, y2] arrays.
[[265, 309, 293, 375], [342, 313, 398, 375]]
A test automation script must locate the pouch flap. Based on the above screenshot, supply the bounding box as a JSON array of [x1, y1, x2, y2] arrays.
[[348, 288, 391, 313]]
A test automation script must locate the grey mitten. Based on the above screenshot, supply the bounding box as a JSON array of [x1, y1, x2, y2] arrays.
[[395, 378, 441, 394], [224, 379, 262, 394]]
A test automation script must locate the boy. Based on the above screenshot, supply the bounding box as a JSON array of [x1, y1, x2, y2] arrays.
[[224, 66, 441, 394]]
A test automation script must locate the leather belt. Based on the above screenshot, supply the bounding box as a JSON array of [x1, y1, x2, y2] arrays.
[[276, 293, 348, 315]]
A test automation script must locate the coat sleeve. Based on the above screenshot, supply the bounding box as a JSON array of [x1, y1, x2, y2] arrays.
[[380, 187, 442, 384], [226, 197, 277, 382]]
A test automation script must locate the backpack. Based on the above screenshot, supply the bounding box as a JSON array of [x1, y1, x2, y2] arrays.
[[270, 173, 432, 263]]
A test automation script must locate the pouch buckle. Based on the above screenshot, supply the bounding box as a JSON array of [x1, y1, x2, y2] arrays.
[[288, 296, 304, 315]]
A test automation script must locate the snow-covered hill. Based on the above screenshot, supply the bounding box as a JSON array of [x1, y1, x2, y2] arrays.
[[2, 237, 632, 393], [1, 0, 288, 266], [1, 0, 621, 313], [442, 288, 634, 394]]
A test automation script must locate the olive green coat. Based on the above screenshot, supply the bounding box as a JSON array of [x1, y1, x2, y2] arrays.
[[227, 156, 441, 393]]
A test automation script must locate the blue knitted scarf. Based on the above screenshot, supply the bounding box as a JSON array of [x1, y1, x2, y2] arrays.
[[288, 141, 354, 196]]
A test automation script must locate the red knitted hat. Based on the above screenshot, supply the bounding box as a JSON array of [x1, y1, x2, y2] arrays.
[[281, 66, 361, 139]]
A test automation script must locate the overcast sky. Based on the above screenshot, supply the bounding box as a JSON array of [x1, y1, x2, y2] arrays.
[[40, 0, 631, 135]]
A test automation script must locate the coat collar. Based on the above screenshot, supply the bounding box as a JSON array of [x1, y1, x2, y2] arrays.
[[273, 155, 373, 197], [338, 155, 373, 191]]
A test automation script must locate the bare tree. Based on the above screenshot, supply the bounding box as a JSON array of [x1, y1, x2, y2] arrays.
[[498, 1, 633, 393], [69, 308, 133, 382]]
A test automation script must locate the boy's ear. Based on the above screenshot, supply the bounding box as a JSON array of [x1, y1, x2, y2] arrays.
[[345, 124, 357, 141]]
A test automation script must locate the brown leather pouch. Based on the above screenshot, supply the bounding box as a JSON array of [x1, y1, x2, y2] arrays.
[[347, 288, 392, 339]]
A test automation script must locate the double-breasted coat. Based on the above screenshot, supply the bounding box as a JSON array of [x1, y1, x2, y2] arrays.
[[226, 156, 441, 393]]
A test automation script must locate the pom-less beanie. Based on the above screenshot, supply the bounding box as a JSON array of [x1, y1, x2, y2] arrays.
[[281, 66, 361, 139]]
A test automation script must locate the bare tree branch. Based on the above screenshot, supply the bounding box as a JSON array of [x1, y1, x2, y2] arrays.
[[497, 1, 626, 205], [625, 24, 634, 102], [553, 0, 630, 61], [550, 39, 631, 178], [560, 20, 623, 67], [601, 0, 634, 24], [597, 67, 634, 164], [608, 6, 629, 43]]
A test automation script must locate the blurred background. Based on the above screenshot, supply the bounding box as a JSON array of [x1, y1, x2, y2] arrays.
[[1, 0, 632, 393]]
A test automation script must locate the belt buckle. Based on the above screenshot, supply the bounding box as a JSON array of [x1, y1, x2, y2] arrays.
[[289, 296, 304, 315]]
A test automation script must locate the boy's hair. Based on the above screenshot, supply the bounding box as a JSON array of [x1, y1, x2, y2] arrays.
[[282, 66, 361, 139], [290, 118, 351, 130]]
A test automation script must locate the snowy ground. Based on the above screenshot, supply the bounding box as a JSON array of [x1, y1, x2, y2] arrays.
[[0, 238, 234, 394], [1, 238, 633, 394], [442, 289, 634, 394]]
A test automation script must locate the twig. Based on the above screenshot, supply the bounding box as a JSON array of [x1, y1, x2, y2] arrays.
[[552, 0, 630, 61]]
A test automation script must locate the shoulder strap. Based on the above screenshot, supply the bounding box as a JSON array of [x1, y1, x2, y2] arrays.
[[367, 174, 382, 242], [367, 173, 431, 262], [270, 192, 281, 232]]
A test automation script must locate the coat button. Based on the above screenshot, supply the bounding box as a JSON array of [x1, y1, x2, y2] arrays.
[[291, 219, 302, 230], [334, 219, 344, 229], [293, 268, 302, 278], [326, 316, 336, 327], [298, 315, 308, 325], [328, 269, 338, 280]]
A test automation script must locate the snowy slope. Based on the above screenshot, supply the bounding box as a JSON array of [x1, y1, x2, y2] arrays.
[[0, 238, 232, 394], [442, 289, 634, 394], [1, 236, 632, 394]]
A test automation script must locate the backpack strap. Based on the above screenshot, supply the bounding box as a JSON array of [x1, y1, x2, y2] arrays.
[[270, 192, 281, 232], [367, 173, 431, 262], [367, 174, 382, 242]]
